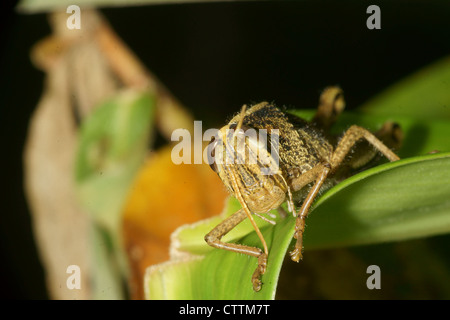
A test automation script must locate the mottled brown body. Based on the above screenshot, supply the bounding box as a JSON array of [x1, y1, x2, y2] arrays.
[[204, 87, 402, 291], [233, 103, 333, 177]]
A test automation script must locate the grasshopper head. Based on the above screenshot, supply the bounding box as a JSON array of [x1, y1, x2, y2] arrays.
[[207, 122, 286, 214]]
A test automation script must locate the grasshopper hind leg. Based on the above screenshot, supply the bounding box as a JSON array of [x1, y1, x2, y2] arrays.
[[312, 86, 345, 131]]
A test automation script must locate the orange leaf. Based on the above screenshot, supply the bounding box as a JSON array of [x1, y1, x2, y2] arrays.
[[122, 144, 228, 299]]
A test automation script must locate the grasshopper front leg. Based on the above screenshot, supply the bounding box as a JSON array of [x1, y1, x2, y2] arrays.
[[205, 208, 268, 291]]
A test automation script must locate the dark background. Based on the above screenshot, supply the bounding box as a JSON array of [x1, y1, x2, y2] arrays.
[[1, 0, 449, 299]]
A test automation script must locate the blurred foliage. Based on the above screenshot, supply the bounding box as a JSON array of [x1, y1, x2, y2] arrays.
[[75, 89, 156, 234], [74, 89, 156, 298]]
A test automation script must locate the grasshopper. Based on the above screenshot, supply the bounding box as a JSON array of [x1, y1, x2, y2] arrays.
[[205, 87, 401, 291]]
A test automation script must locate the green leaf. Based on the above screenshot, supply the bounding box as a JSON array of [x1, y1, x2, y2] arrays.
[[359, 56, 450, 120], [305, 152, 450, 249], [145, 257, 204, 300], [146, 152, 450, 300], [148, 208, 292, 300], [74, 89, 155, 233], [74, 89, 155, 299]]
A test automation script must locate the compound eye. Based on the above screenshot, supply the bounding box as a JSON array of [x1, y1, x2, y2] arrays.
[[207, 135, 219, 173], [228, 124, 254, 140], [227, 124, 259, 149], [228, 123, 251, 132]]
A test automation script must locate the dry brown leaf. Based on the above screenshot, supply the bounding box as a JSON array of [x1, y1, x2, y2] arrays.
[[24, 10, 122, 300]]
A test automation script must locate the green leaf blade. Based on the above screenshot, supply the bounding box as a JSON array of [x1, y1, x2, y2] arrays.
[[359, 56, 450, 120], [74, 89, 155, 231], [306, 152, 450, 250]]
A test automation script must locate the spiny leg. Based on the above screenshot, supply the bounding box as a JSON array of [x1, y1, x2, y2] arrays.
[[209, 106, 270, 291], [344, 122, 403, 170], [331, 125, 400, 168], [288, 125, 400, 263], [204, 209, 267, 291], [289, 163, 331, 262], [288, 164, 331, 261], [214, 166, 269, 291], [278, 172, 295, 215]]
